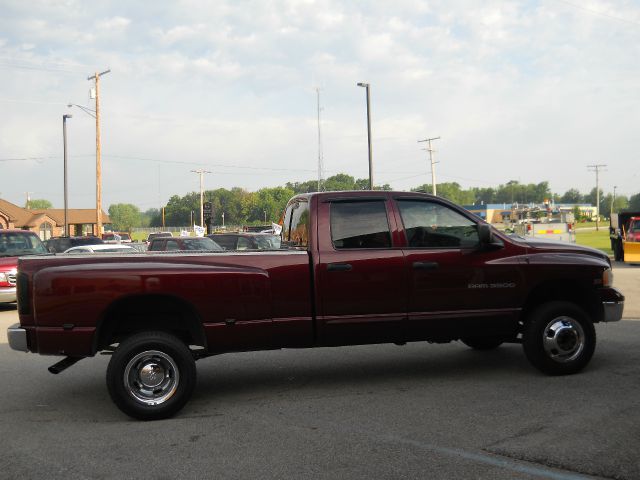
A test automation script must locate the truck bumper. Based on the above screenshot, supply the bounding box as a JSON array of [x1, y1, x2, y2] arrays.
[[7, 323, 28, 352], [603, 302, 624, 322], [600, 287, 624, 322]]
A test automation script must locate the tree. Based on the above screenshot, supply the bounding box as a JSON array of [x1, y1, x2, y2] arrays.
[[582, 187, 603, 207], [28, 199, 53, 209], [601, 193, 629, 215], [254, 187, 295, 223], [324, 173, 356, 191], [472, 187, 496, 205], [629, 193, 640, 210], [560, 189, 582, 204], [108, 204, 141, 232], [142, 208, 162, 227], [413, 182, 474, 204]]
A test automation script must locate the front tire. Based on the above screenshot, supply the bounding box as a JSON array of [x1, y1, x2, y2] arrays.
[[522, 301, 596, 375], [106, 331, 197, 420]]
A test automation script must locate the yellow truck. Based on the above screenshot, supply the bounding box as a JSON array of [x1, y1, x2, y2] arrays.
[[610, 212, 640, 262]]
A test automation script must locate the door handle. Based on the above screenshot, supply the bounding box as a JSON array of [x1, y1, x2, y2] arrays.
[[413, 261, 439, 270], [327, 263, 353, 272]]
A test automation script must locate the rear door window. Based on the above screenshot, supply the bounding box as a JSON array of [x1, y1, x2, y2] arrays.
[[330, 201, 391, 249]]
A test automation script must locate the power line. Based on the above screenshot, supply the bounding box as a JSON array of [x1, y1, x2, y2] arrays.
[[552, 0, 640, 28], [0, 61, 84, 74]]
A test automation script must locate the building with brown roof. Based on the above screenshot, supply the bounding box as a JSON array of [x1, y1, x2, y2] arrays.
[[0, 199, 111, 239]]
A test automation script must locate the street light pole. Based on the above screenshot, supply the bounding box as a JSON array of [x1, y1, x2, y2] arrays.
[[357, 82, 373, 190], [62, 114, 72, 236]]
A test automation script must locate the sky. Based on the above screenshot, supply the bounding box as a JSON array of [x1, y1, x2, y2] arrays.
[[0, 0, 638, 211]]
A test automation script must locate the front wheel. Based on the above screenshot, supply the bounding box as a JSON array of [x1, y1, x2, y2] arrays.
[[106, 331, 197, 420], [522, 301, 596, 375]]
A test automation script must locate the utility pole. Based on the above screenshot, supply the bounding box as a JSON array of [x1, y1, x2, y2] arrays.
[[191, 169, 211, 227], [611, 185, 617, 216], [418, 137, 441, 196], [316, 87, 324, 192], [587, 164, 607, 231], [25, 192, 32, 209], [88, 69, 110, 236]]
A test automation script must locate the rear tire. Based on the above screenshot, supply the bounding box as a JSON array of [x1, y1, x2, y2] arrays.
[[106, 331, 196, 420], [461, 336, 503, 350], [522, 301, 596, 375]]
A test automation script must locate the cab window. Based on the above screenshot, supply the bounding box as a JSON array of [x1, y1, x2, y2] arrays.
[[397, 200, 479, 249], [330, 201, 391, 249], [282, 199, 310, 248]]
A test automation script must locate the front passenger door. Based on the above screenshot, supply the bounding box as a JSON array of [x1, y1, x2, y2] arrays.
[[397, 199, 521, 341]]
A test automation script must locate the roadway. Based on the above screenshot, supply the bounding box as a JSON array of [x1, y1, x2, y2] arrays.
[[0, 262, 638, 479]]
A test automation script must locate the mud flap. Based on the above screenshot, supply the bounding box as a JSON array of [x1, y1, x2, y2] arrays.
[[623, 241, 640, 262]]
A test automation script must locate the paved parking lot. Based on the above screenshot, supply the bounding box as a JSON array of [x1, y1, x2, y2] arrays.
[[0, 263, 638, 479]]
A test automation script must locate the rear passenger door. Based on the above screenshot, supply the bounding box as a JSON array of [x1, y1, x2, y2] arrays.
[[316, 198, 406, 346]]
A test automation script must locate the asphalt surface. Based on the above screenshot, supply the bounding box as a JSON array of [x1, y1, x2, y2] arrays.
[[0, 262, 638, 480]]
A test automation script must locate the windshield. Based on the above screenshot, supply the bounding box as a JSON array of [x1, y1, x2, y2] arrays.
[[0, 231, 48, 257]]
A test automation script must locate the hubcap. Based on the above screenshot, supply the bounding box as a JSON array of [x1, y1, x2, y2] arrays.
[[124, 350, 179, 406], [542, 316, 585, 363]]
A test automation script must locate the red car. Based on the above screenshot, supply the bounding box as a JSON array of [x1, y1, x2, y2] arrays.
[[0, 230, 48, 304]]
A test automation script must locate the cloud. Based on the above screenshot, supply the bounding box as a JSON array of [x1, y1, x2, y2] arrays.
[[0, 0, 638, 209], [96, 16, 131, 31]]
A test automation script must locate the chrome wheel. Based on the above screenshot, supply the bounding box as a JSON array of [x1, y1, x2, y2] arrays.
[[542, 316, 585, 363], [124, 350, 180, 406]]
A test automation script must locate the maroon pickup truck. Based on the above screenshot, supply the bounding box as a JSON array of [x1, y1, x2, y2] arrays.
[[7, 191, 624, 420]]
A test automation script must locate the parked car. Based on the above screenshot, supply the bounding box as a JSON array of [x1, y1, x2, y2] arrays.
[[0, 230, 48, 304], [102, 232, 132, 243], [63, 244, 137, 254], [148, 236, 223, 252], [44, 236, 104, 253], [208, 232, 281, 250], [145, 232, 173, 245]]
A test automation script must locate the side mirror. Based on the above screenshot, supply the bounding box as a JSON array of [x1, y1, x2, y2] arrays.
[[47, 246, 56, 253], [477, 224, 503, 250]]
